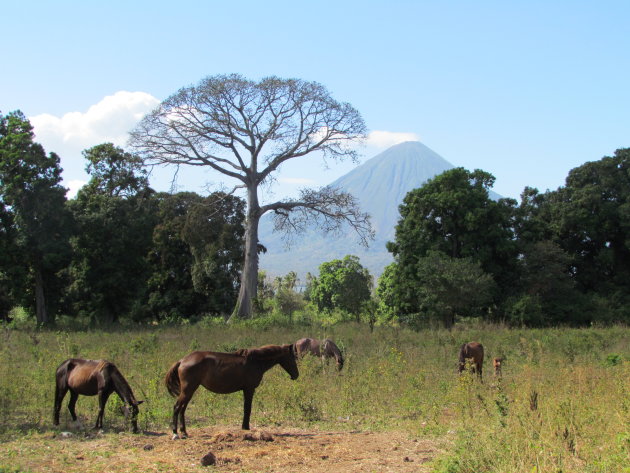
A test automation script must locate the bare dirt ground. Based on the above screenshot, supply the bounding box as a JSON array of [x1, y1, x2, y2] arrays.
[[0, 426, 442, 473]]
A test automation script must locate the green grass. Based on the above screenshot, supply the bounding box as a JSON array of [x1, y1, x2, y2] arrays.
[[0, 322, 628, 472]]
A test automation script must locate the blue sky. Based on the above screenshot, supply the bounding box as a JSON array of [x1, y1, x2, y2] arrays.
[[3, 1, 629, 200]]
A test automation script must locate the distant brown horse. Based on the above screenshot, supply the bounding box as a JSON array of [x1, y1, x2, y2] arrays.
[[295, 338, 344, 370], [458, 342, 484, 380], [493, 357, 503, 377], [53, 358, 143, 432], [164, 344, 299, 439]]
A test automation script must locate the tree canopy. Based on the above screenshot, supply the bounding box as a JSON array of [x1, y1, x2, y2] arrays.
[[310, 255, 372, 320], [0, 111, 71, 324]]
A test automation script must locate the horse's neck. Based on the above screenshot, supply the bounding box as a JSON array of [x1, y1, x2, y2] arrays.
[[111, 371, 135, 403], [255, 358, 280, 373]]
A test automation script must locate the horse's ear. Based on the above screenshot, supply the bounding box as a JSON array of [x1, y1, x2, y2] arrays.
[[136, 400, 144, 405]]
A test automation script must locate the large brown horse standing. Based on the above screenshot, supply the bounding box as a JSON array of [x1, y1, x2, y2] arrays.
[[458, 342, 484, 380], [295, 338, 344, 370], [54, 358, 143, 432], [164, 344, 299, 439]]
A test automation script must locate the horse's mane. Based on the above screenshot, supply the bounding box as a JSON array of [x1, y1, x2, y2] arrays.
[[102, 361, 136, 401], [243, 344, 288, 360], [95, 360, 112, 372]]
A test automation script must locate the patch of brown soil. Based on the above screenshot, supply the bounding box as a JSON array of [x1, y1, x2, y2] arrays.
[[187, 427, 438, 472], [0, 426, 440, 473]]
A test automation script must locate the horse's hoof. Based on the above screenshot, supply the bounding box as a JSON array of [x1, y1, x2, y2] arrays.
[[172, 434, 179, 440], [180, 432, 188, 439]]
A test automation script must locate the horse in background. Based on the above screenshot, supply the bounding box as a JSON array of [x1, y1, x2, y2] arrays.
[[295, 338, 344, 370], [493, 357, 503, 377], [54, 358, 143, 432], [458, 342, 484, 380], [165, 343, 299, 439]]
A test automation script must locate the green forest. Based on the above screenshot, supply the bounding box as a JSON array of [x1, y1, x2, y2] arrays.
[[2, 105, 630, 329]]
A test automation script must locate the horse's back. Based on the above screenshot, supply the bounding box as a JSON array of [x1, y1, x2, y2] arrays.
[[65, 359, 105, 395], [461, 342, 484, 359], [296, 338, 323, 357], [178, 351, 248, 394]]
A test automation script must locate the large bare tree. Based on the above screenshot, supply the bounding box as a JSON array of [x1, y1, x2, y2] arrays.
[[129, 74, 372, 319]]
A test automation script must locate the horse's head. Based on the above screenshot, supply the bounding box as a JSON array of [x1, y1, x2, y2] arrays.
[[280, 344, 300, 380], [121, 400, 144, 433]]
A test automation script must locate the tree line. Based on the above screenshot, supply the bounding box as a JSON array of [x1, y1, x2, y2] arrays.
[[378, 157, 630, 327], [0, 112, 246, 325], [2, 107, 630, 328]]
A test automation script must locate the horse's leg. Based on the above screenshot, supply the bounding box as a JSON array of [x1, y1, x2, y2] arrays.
[[68, 391, 79, 423], [95, 389, 112, 430], [178, 396, 193, 439], [53, 381, 68, 425], [172, 382, 198, 439], [241, 388, 255, 430], [171, 397, 181, 439]]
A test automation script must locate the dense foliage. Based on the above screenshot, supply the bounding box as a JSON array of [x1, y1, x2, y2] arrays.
[[383, 154, 630, 327], [309, 255, 372, 320], [1, 108, 630, 328], [0, 111, 72, 324]]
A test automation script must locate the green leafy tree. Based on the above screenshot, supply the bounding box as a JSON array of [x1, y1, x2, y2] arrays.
[[81, 142, 149, 197], [146, 192, 206, 321], [181, 192, 246, 316], [147, 191, 245, 320], [310, 255, 372, 321], [505, 240, 585, 326], [513, 149, 630, 324], [130, 74, 372, 319], [387, 167, 518, 322], [0, 111, 72, 324], [550, 149, 630, 295], [0, 202, 20, 320], [66, 144, 157, 323], [272, 271, 305, 320], [388, 167, 518, 287], [384, 252, 495, 329], [375, 262, 402, 322]]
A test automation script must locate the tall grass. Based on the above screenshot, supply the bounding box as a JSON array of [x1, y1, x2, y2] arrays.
[[0, 321, 628, 472]]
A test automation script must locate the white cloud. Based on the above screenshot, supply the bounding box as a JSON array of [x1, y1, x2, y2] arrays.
[[65, 179, 87, 199], [366, 130, 420, 149], [29, 91, 160, 185]]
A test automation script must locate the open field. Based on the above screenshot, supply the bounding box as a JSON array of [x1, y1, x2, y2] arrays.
[[0, 322, 629, 472]]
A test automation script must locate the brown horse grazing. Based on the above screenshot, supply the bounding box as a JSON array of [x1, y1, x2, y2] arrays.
[[493, 357, 503, 377], [295, 338, 344, 370], [164, 344, 299, 439], [458, 342, 484, 380], [54, 358, 143, 432]]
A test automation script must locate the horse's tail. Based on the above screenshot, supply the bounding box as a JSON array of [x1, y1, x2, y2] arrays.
[[458, 343, 468, 370], [165, 360, 182, 397]]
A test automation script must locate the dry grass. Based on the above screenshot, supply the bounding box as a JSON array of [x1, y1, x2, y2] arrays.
[[1, 323, 628, 472], [0, 425, 442, 473]]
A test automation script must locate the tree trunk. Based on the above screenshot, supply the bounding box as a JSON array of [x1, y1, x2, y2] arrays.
[[34, 267, 48, 325], [232, 186, 261, 319]]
